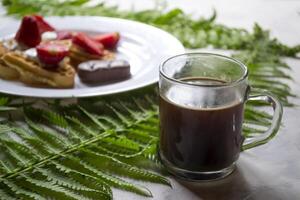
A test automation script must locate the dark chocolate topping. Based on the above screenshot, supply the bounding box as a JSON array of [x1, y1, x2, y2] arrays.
[[109, 60, 129, 68], [78, 60, 129, 71], [78, 59, 131, 84]]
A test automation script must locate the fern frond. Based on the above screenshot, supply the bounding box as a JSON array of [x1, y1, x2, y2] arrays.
[[0, 160, 13, 174], [66, 116, 99, 137], [89, 144, 146, 159], [118, 101, 145, 121], [0, 106, 16, 112], [54, 156, 153, 197], [37, 168, 104, 194], [41, 109, 69, 129], [107, 104, 132, 126], [97, 115, 124, 130], [52, 162, 113, 199], [0, 124, 13, 134], [25, 118, 66, 152], [1, 139, 37, 166], [81, 149, 171, 186], [78, 159, 153, 197], [13, 126, 51, 158], [1, 178, 45, 200], [0, 97, 9, 106], [125, 128, 157, 144], [78, 106, 108, 130], [0, 97, 16, 112], [0, 187, 15, 200], [19, 174, 92, 200]]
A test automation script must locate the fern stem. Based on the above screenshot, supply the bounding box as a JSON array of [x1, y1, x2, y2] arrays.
[[2, 131, 113, 179], [1, 99, 159, 179]]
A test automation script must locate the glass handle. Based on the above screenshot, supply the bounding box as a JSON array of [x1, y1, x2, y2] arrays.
[[242, 90, 283, 150]]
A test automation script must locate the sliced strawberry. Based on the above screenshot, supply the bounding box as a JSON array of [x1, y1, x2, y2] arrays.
[[15, 16, 41, 47], [72, 33, 104, 56], [33, 15, 55, 33], [92, 32, 120, 49], [15, 15, 55, 48], [36, 41, 69, 66], [56, 31, 75, 40]]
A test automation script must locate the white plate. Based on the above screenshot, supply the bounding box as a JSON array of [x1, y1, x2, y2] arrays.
[[0, 16, 184, 98]]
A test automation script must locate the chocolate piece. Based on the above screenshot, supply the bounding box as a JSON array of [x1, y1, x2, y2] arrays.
[[78, 59, 130, 84]]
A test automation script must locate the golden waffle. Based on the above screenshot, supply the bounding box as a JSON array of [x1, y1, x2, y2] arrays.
[[0, 41, 20, 80], [2, 52, 75, 88], [69, 44, 115, 66], [0, 41, 7, 56]]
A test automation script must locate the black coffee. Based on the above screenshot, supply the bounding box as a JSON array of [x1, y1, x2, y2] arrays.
[[159, 78, 244, 172]]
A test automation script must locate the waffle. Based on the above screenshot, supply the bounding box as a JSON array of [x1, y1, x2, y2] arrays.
[[2, 52, 75, 88], [0, 41, 20, 80], [69, 44, 115, 66]]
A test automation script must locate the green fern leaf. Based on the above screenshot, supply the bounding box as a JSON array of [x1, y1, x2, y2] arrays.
[[66, 116, 99, 137], [0, 187, 15, 200], [97, 115, 124, 130], [42, 109, 69, 129], [88, 144, 146, 159], [0, 106, 16, 112], [0, 160, 13, 174], [78, 106, 108, 130], [1, 178, 46, 200], [19, 174, 92, 200], [1, 139, 37, 166], [25, 118, 67, 151], [54, 156, 153, 197], [107, 104, 132, 126], [37, 168, 107, 195], [0, 124, 13, 134], [78, 159, 153, 197], [51, 162, 113, 199], [0, 97, 9, 106], [81, 149, 171, 186]]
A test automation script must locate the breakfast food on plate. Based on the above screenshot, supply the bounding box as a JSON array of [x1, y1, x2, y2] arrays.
[[15, 15, 55, 48], [36, 40, 71, 67], [92, 32, 120, 49], [3, 52, 75, 88], [0, 15, 130, 88], [78, 59, 130, 84], [0, 41, 20, 80], [69, 32, 115, 66]]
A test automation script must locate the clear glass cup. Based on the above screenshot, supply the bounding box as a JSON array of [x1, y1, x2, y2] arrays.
[[159, 53, 283, 181]]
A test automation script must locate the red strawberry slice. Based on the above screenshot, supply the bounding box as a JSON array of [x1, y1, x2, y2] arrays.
[[36, 41, 69, 66], [72, 33, 104, 56], [92, 32, 120, 49], [56, 31, 75, 40], [15, 15, 55, 48], [33, 15, 55, 33], [15, 16, 41, 47]]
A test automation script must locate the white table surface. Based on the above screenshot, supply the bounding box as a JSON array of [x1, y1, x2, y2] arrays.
[[0, 1, 300, 199]]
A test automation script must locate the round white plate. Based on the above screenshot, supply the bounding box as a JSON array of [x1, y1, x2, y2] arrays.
[[0, 16, 184, 98]]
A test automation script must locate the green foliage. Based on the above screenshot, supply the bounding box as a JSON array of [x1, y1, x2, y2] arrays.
[[0, 87, 276, 199], [1, 0, 297, 105], [0, 91, 170, 199], [2, 0, 300, 56], [0, 0, 298, 199], [0, 96, 16, 112]]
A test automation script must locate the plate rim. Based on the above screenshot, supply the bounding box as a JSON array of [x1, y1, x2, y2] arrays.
[[0, 16, 185, 98]]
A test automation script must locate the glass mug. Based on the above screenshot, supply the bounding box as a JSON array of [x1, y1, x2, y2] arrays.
[[158, 53, 283, 181]]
